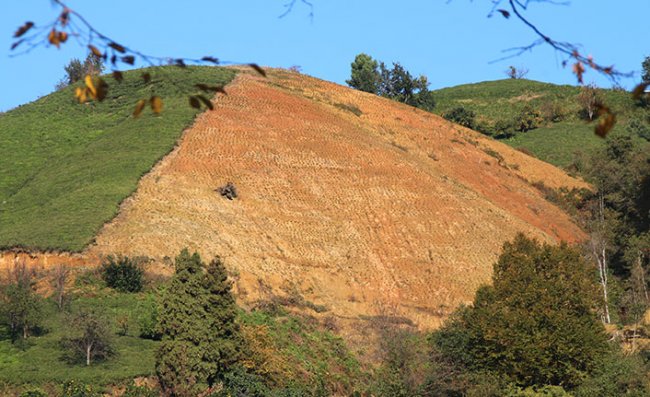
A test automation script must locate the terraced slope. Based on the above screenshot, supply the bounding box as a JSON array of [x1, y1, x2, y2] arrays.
[[0, 66, 235, 251], [66, 69, 587, 328]]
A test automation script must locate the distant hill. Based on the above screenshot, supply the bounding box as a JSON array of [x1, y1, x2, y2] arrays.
[[0, 66, 235, 251], [432, 79, 647, 168], [1, 68, 589, 329]]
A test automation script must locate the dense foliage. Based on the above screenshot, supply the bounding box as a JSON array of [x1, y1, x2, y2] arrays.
[[432, 235, 608, 389], [156, 250, 242, 396], [100, 255, 144, 293], [347, 53, 436, 111]]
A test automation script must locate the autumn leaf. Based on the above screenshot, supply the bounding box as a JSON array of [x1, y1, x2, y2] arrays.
[[249, 63, 266, 77], [108, 42, 126, 53], [121, 55, 135, 65], [196, 95, 214, 110], [133, 99, 146, 117], [195, 84, 227, 94], [13, 22, 34, 38], [174, 59, 186, 68], [11, 39, 24, 50], [632, 83, 649, 100], [142, 73, 151, 83], [595, 112, 616, 138], [48, 29, 60, 48], [572, 61, 585, 84], [58, 31, 68, 43], [497, 9, 510, 18], [84, 74, 97, 98], [59, 9, 70, 26], [189, 96, 201, 109], [74, 87, 87, 103], [201, 56, 219, 64], [88, 45, 103, 58], [150, 96, 163, 114], [112, 71, 124, 82]]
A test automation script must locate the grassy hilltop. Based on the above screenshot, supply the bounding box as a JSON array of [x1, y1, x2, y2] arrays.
[[0, 66, 235, 251], [432, 79, 648, 167]]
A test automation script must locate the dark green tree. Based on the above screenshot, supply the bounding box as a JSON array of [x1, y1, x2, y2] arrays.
[[100, 255, 144, 293], [443, 107, 476, 130], [432, 234, 608, 389], [1, 262, 43, 343], [346, 53, 380, 94], [155, 249, 242, 397], [642, 55, 650, 83]]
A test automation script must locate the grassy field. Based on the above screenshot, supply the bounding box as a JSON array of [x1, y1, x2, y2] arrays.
[[0, 272, 364, 395], [0, 66, 235, 251], [432, 79, 647, 168]]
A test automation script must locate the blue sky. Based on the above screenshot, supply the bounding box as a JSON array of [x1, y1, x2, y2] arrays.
[[1, 0, 648, 112]]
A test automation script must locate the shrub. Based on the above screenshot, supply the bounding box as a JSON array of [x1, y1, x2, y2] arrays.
[[138, 295, 162, 340], [60, 380, 99, 397], [514, 105, 542, 132], [100, 255, 144, 293], [60, 310, 114, 366], [539, 101, 566, 123], [492, 118, 517, 139], [626, 117, 650, 141], [443, 106, 476, 129], [19, 389, 47, 397]]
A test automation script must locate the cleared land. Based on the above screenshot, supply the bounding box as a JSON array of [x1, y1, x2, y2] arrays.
[[0, 66, 235, 251], [83, 69, 587, 328]]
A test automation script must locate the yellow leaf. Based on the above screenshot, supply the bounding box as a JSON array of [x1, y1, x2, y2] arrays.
[[48, 29, 60, 48], [632, 83, 650, 100], [88, 45, 103, 58], [595, 111, 616, 138], [74, 87, 87, 103], [133, 99, 146, 118], [84, 75, 97, 98], [150, 96, 163, 114]]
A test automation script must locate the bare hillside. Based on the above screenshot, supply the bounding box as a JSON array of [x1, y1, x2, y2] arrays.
[[1, 69, 588, 328]]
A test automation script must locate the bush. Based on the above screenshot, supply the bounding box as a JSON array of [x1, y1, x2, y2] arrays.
[[138, 295, 161, 340], [443, 107, 476, 129], [60, 380, 99, 397], [573, 351, 650, 397], [539, 101, 566, 123], [626, 117, 650, 141], [493, 118, 517, 139], [19, 389, 47, 397], [514, 105, 542, 132], [100, 255, 144, 293]]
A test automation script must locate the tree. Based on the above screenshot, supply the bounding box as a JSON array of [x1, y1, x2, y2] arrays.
[[443, 107, 476, 130], [100, 255, 144, 293], [577, 84, 601, 121], [156, 249, 242, 397], [346, 53, 380, 94], [642, 56, 650, 84], [432, 234, 608, 389], [56, 53, 105, 90], [51, 264, 70, 311], [60, 310, 114, 366], [1, 261, 43, 342], [505, 65, 529, 79]]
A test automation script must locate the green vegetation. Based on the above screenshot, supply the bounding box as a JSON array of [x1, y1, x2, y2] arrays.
[[347, 53, 436, 111], [100, 255, 144, 293], [0, 66, 235, 251], [432, 78, 649, 167], [156, 250, 242, 396]]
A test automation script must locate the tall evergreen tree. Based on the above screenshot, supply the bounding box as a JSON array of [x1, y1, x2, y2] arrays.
[[346, 53, 380, 94], [156, 249, 242, 397]]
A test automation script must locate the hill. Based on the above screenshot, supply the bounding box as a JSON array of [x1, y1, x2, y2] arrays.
[[432, 78, 647, 167], [1, 68, 590, 331], [0, 66, 235, 251]]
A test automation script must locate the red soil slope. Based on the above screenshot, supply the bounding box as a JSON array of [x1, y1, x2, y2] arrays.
[[1, 69, 588, 328]]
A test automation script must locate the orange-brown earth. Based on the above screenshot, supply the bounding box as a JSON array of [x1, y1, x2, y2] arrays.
[[1, 69, 589, 329]]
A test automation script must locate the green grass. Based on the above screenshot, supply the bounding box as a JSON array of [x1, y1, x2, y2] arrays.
[[432, 79, 647, 168], [0, 66, 235, 251], [0, 289, 159, 387]]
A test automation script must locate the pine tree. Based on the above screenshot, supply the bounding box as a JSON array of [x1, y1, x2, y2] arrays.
[[156, 249, 242, 397]]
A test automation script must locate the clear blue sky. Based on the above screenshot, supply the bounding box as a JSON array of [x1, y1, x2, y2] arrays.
[[1, 0, 648, 112]]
